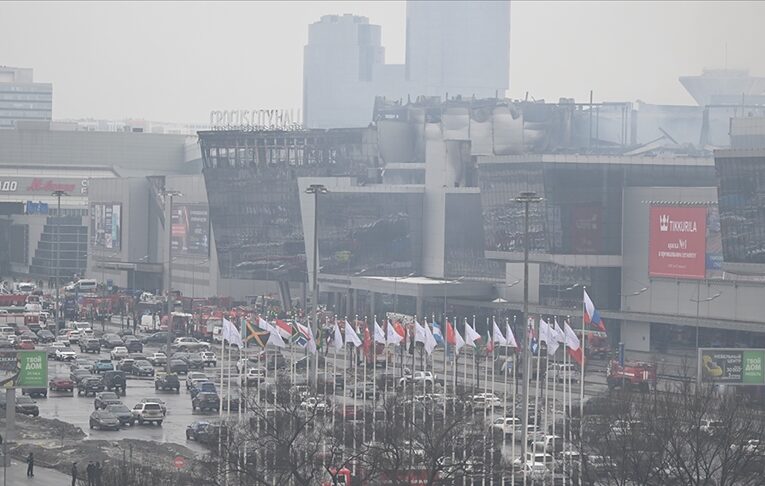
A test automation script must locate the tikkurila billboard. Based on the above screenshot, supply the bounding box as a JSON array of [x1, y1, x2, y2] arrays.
[[649, 206, 707, 279]]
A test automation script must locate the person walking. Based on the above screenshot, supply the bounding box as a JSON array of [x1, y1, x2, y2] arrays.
[[94, 461, 103, 486], [26, 452, 34, 477], [71, 462, 78, 486], [86, 461, 95, 486]]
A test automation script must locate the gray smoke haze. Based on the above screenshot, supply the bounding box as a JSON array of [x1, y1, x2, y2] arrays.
[[1, 1, 762, 123]]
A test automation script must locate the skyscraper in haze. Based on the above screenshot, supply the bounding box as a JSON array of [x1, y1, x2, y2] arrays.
[[0, 66, 52, 129], [303, 1, 510, 128]]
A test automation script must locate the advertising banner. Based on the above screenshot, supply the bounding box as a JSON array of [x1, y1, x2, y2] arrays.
[[649, 206, 707, 279], [171, 204, 209, 256], [0, 351, 48, 388], [91, 203, 122, 250], [699, 348, 765, 385]]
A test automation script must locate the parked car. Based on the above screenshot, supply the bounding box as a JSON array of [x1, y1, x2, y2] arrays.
[[110, 346, 129, 360], [147, 352, 167, 366], [93, 359, 114, 373], [94, 391, 122, 409], [123, 337, 143, 353], [139, 397, 167, 416], [200, 351, 217, 367], [116, 358, 136, 374], [190, 381, 217, 399], [492, 417, 522, 437], [47, 342, 67, 358], [105, 403, 135, 426], [89, 410, 121, 431], [36, 329, 55, 343], [131, 402, 164, 426], [70, 369, 92, 386], [79, 338, 101, 354], [66, 330, 81, 344], [102, 371, 127, 394], [132, 360, 155, 377], [21, 386, 47, 398], [17, 339, 35, 350], [241, 368, 266, 385], [169, 359, 189, 375], [399, 370, 436, 388], [55, 348, 77, 361], [192, 392, 220, 412], [49, 376, 75, 393], [141, 332, 169, 345], [155, 372, 181, 392], [101, 333, 124, 349], [14, 396, 40, 417], [186, 372, 208, 389], [186, 420, 219, 442], [78, 376, 105, 397]]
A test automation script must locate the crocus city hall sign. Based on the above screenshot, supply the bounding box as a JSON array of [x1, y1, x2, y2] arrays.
[[209, 109, 302, 131]]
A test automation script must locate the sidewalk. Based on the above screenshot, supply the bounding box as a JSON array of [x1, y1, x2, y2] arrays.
[[1, 459, 72, 485]]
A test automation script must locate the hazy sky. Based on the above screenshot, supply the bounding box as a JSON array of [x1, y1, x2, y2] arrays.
[[1, 1, 763, 124]]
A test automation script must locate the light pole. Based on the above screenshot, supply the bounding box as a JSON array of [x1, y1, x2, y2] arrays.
[[691, 285, 721, 349], [305, 183, 328, 387], [52, 190, 67, 329], [513, 190, 542, 465], [163, 190, 182, 372]]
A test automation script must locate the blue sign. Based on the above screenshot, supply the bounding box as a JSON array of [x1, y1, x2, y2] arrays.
[[25, 201, 49, 215]]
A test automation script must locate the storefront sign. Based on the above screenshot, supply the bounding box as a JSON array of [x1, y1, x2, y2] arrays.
[[91, 203, 122, 250], [17, 351, 47, 388], [209, 109, 302, 131], [649, 206, 707, 279], [699, 348, 765, 385], [171, 204, 209, 256], [0, 178, 88, 195]]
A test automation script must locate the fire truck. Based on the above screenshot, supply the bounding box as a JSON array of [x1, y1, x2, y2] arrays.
[[606, 359, 657, 392]]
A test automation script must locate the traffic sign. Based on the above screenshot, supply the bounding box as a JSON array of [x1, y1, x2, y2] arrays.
[[173, 456, 185, 469]]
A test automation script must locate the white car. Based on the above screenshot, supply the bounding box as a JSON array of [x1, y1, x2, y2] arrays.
[[472, 393, 502, 411], [399, 370, 436, 387], [520, 461, 550, 481], [492, 416, 522, 436], [111, 346, 129, 360], [241, 367, 265, 385], [237, 357, 259, 374], [55, 348, 77, 361], [66, 330, 81, 344], [531, 434, 563, 454], [300, 396, 330, 414], [550, 363, 580, 383], [147, 352, 167, 366]]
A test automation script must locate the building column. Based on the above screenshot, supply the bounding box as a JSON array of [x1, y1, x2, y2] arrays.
[[620, 320, 651, 353], [369, 291, 376, 319], [416, 295, 424, 319]]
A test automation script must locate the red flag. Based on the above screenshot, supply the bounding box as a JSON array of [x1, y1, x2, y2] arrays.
[[362, 325, 372, 357], [486, 328, 494, 353], [446, 320, 456, 345]]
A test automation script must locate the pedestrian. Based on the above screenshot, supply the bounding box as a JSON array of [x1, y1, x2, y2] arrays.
[[86, 461, 95, 486], [26, 452, 33, 477], [95, 461, 102, 486], [71, 462, 78, 486]]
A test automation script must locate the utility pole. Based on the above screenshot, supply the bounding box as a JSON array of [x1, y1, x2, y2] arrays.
[[52, 190, 67, 329], [305, 183, 327, 387], [163, 190, 182, 372], [513, 191, 542, 466]]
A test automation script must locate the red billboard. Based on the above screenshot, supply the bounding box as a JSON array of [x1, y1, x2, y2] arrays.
[[649, 206, 707, 279]]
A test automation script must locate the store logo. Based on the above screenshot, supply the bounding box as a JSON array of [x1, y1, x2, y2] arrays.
[[659, 214, 669, 232], [26, 179, 77, 193]]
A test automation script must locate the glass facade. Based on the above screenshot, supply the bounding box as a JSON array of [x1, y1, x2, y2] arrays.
[[479, 160, 716, 257], [0, 83, 53, 128], [317, 192, 422, 276], [716, 153, 765, 264], [444, 193, 503, 279], [200, 129, 376, 281], [29, 216, 88, 278]]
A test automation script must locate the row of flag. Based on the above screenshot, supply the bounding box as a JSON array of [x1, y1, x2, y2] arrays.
[[220, 288, 607, 368]]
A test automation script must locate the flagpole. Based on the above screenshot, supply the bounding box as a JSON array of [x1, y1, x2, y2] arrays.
[[490, 316, 496, 486], [364, 316, 369, 446], [531, 318, 543, 482], [543, 323, 550, 483], [218, 323, 226, 481], [522, 317, 532, 486], [579, 292, 586, 482], [510, 318, 517, 486], [560, 318, 568, 486]]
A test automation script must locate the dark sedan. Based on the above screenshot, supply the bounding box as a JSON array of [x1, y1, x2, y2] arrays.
[[36, 329, 55, 343], [89, 410, 121, 431], [78, 377, 105, 397], [141, 332, 169, 345], [190, 381, 217, 399], [94, 391, 121, 409], [169, 359, 189, 375], [101, 334, 124, 349], [105, 403, 135, 426], [191, 392, 220, 412], [15, 396, 40, 417], [132, 360, 155, 377]]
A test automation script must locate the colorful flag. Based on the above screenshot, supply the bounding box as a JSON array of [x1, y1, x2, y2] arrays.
[[295, 322, 317, 354], [245, 319, 269, 347], [446, 320, 465, 354], [344, 319, 362, 348], [528, 317, 539, 355], [432, 321, 444, 346], [584, 289, 607, 332], [486, 327, 494, 353], [274, 319, 293, 340], [564, 321, 584, 366]]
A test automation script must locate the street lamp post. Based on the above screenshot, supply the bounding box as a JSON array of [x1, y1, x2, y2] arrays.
[[691, 285, 722, 349], [163, 190, 182, 372], [305, 184, 328, 387], [51, 190, 67, 328], [513, 190, 542, 465]]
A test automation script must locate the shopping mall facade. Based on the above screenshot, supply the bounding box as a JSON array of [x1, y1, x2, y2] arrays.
[[12, 98, 762, 353]]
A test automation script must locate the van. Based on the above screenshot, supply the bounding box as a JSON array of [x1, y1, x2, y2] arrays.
[[14, 283, 36, 294], [551, 363, 580, 383], [0, 327, 14, 339], [71, 321, 92, 332], [75, 279, 98, 294]]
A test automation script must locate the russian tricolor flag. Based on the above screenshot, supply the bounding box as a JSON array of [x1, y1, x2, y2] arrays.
[[584, 289, 607, 333]]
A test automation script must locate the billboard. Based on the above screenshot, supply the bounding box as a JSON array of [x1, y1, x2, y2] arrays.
[[698, 348, 765, 385], [91, 203, 122, 250], [0, 351, 48, 388], [649, 206, 707, 279], [171, 204, 209, 256]]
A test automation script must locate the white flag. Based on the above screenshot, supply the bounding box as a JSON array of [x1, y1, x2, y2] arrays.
[[296, 322, 317, 354], [563, 322, 580, 350], [454, 324, 466, 354], [505, 322, 518, 349], [414, 319, 426, 344], [332, 321, 344, 352], [539, 318, 559, 355], [373, 319, 386, 344], [464, 321, 481, 347], [492, 319, 507, 345], [553, 319, 566, 346], [424, 322, 437, 355], [257, 317, 285, 347], [386, 320, 403, 346], [344, 320, 362, 348], [222, 317, 244, 348]]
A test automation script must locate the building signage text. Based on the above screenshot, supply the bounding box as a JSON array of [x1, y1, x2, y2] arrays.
[[649, 206, 707, 279], [209, 109, 302, 131]]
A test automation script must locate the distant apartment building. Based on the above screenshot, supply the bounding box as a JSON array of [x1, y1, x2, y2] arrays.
[[0, 66, 52, 128], [303, 1, 510, 128]]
